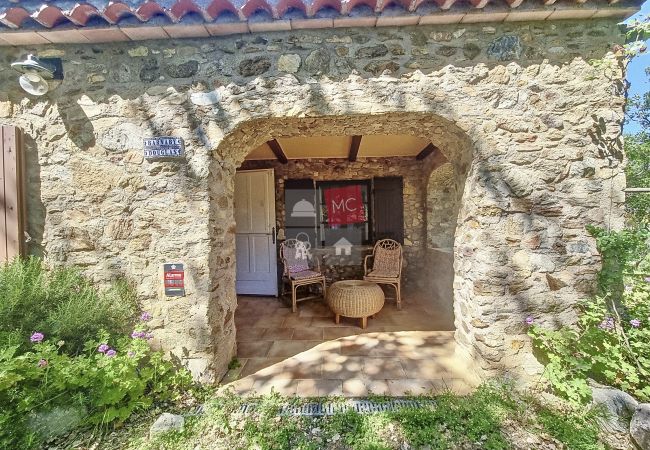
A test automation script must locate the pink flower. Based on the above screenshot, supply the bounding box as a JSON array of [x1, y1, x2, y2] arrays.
[[37, 359, 48, 368], [140, 312, 153, 322], [105, 349, 117, 357], [30, 332, 44, 343], [97, 343, 110, 353], [630, 319, 641, 328], [525, 317, 534, 325], [131, 331, 145, 339], [599, 317, 615, 331]]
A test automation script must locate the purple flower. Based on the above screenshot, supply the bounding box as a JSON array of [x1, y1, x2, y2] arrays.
[[140, 312, 153, 322], [599, 317, 615, 331], [30, 332, 44, 343], [525, 317, 534, 325], [127, 351, 136, 358], [37, 359, 48, 368], [105, 349, 117, 357], [131, 330, 146, 339], [97, 343, 110, 353], [630, 319, 641, 328], [645, 277, 650, 283]]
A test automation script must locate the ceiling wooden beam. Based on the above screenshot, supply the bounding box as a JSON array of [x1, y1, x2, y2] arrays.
[[267, 139, 288, 164], [348, 135, 362, 162], [415, 143, 436, 160]]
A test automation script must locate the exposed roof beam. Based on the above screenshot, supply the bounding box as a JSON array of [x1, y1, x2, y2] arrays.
[[415, 143, 436, 160], [349, 135, 362, 162], [268, 139, 288, 164], [429, 148, 448, 171]]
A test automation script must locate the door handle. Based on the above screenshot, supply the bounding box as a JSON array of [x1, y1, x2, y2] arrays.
[[271, 227, 275, 244]]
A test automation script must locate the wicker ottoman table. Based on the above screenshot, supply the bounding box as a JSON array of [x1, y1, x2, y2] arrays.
[[327, 280, 385, 329]]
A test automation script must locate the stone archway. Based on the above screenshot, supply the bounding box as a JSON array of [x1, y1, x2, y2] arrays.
[[206, 86, 483, 382], [193, 67, 622, 383]]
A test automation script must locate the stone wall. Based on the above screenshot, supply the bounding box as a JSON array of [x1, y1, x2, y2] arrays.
[[0, 18, 628, 382]]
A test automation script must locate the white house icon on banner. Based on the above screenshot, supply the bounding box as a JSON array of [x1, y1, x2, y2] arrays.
[[334, 237, 353, 256]]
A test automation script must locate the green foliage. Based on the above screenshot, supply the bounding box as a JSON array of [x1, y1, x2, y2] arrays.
[[0, 329, 193, 449], [624, 134, 650, 225], [121, 383, 608, 450], [0, 257, 138, 355], [529, 227, 650, 403]]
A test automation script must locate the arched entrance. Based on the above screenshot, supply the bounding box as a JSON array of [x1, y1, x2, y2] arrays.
[[210, 110, 478, 392]]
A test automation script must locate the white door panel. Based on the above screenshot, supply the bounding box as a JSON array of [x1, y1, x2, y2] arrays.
[[235, 169, 278, 296]]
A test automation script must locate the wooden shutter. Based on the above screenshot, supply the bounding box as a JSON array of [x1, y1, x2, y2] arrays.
[[373, 177, 404, 243], [284, 179, 317, 245], [0, 126, 25, 262]]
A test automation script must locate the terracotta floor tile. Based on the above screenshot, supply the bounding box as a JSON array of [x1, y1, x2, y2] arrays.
[[220, 377, 255, 395], [281, 358, 322, 379], [387, 379, 435, 396], [310, 316, 346, 327], [430, 378, 476, 395], [252, 315, 287, 328], [321, 355, 366, 380], [220, 365, 244, 384], [280, 315, 311, 328], [362, 357, 406, 379], [267, 340, 323, 358], [251, 378, 298, 396], [292, 328, 324, 340], [342, 379, 390, 396], [239, 357, 285, 378], [297, 302, 332, 318], [237, 327, 267, 342], [399, 357, 462, 378], [323, 327, 363, 340], [262, 328, 295, 340], [237, 341, 272, 358], [295, 379, 343, 396]]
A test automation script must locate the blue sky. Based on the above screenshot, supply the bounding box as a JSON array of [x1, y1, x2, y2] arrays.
[[625, 0, 649, 134]]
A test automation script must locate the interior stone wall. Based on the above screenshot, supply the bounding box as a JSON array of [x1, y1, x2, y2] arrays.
[[0, 18, 628, 382], [240, 156, 443, 286]]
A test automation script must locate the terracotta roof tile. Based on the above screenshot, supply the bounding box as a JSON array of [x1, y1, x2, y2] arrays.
[[0, 0, 642, 36]]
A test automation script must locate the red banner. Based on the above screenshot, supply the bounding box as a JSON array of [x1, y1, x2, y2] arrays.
[[324, 185, 365, 225]]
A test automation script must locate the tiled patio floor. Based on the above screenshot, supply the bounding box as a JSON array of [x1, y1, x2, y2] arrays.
[[219, 293, 480, 397]]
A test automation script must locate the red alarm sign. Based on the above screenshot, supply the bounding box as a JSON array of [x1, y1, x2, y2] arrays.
[[163, 263, 185, 297]]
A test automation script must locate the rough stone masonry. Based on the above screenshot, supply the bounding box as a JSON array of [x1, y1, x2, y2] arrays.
[[0, 19, 628, 382]]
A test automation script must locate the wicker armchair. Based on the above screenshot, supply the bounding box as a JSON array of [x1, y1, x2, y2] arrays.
[[280, 239, 327, 313], [363, 239, 403, 309]]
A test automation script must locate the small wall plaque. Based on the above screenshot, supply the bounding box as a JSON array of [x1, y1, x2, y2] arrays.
[[144, 137, 185, 160], [163, 263, 185, 297]]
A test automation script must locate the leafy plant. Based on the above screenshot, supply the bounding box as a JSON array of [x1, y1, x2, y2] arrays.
[[0, 315, 194, 449], [529, 226, 650, 403], [0, 257, 138, 355]]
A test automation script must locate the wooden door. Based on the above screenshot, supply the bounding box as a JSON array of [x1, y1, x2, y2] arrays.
[[234, 169, 278, 296], [0, 126, 25, 262]]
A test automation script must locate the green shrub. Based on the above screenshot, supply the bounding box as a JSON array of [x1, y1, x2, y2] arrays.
[[0, 322, 193, 449], [529, 226, 650, 403], [0, 257, 137, 354], [624, 134, 650, 226]]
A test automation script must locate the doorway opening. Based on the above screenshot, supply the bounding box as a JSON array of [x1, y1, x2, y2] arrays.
[[227, 124, 475, 395]]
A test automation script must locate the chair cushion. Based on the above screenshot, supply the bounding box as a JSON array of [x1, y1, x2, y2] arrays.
[[290, 270, 322, 280], [367, 269, 399, 278], [283, 247, 310, 274], [373, 246, 400, 275]]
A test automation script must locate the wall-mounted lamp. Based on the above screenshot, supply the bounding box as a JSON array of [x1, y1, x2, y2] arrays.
[[11, 54, 63, 96]]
